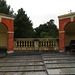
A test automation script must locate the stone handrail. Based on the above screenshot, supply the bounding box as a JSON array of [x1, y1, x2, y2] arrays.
[[14, 38, 59, 51]]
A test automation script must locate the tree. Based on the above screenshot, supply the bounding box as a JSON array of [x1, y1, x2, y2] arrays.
[[14, 8, 34, 38], [0, 0, 13, 15], [34, 19, 59, 38], [40, 32, 49, 38], [47, 19, 59, 38], [34, 24, 48, 38]]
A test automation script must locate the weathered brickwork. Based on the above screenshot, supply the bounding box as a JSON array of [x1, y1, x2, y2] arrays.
[[74, 17, 75, 21], [59, 33, 65, 51], [58, 13, 75, 51], [0, 14, 14, 53], [1, 18, 14, 32], [59, 18, 71, 31], [59, 18, 71, 51], [7, 33, 14, 51]]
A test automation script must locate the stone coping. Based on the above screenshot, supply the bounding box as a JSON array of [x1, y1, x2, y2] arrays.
[[0, 13, 15, 18], [14, 38, 59, 39], [58, 12, 75, 18]]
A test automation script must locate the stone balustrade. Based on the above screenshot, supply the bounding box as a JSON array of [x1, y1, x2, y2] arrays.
[[14, 38, 59, 51]]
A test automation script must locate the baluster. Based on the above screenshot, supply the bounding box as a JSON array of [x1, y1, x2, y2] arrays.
[[26, 41, 27, 47], [16, 41, 18, 47], [40, 41, 41, 47], [30, 40, 31, 47], [43, 41, 44, 47], [32, 41, 34, 47], [53, 41, 54, 47], [54, 41, 56, 47], [30, 41, 31, 47], [40, 41, 42, 47], [24, 41, 25, 47], [51, 41, 52, 47], [28, 41, 29, 47], [56, 40, 58, 50], [25, 41, 26, 47], [41, 41, 43, 47], [45, 41, 46, 47], [32, 41, 33, 50], [29, 41, 30, 47], [47, 41, 48, 47], [33, 41, 34, 47], [55, 40, 57, 47], [31, 41, 32, 47], [18, 41, 20, 47], [46, 41, 47, 47], [42, 41, 43, 47], [39, 41, 41, 47], [21, 41, 22, 47], [48, 41, 49, 47]]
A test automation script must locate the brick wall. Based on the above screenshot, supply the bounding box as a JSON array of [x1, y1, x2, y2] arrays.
[[59, 18, 71, 51], [1, 18, 14, 52]]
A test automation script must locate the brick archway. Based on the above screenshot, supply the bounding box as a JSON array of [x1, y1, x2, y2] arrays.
[[58, 12, 75, 52], [0, 13, 14, 53]]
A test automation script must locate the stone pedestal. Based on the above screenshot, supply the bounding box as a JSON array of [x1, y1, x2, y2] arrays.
[[34, 39, 39, 50]]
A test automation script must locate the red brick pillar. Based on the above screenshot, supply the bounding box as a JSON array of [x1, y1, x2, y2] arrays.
[[58, 18, 67, 52], [7, 32, 14, 53], [59, 32, 65, 52], [0, 13, 14, 53], [58, 13, 72, 52]]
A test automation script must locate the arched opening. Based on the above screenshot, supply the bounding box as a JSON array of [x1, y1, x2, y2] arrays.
[[65, 22, 75, 50], [0, 22, 8, 53]]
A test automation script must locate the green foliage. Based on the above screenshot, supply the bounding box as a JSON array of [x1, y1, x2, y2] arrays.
[[40, 32, 49, 38], [0, 0, 58, 38], [34, 19, 59, 38], [14, 8, 34, 38], [0, 0, 13, 15]]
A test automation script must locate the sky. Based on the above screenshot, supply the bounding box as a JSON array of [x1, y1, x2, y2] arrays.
[[6, 0, 75, 28]]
